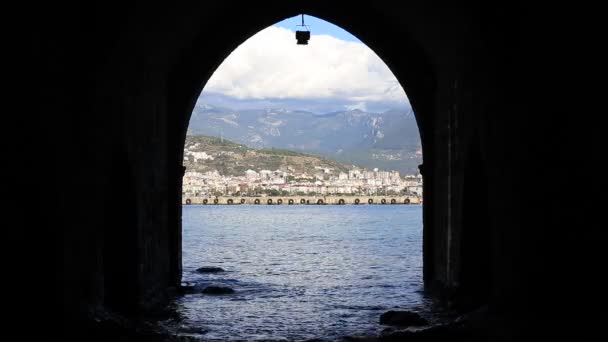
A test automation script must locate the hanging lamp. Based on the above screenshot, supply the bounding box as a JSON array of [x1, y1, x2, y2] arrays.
[[295, 14, 310, 45]]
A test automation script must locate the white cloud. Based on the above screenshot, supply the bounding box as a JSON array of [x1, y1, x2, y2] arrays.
[[344, 102, 367, 112], [203, 26, 409, 106]]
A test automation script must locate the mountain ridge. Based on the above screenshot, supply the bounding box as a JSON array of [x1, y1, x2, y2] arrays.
[[188, 104, 422, 174]]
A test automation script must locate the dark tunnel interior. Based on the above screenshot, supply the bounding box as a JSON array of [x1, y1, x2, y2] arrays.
[[15, 1, 607, 340]]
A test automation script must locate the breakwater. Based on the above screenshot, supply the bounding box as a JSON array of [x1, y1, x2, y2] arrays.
[[183, 196, 421, 205]]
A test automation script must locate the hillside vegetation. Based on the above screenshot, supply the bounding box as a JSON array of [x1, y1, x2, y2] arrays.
[[184, 135, 351, 176]]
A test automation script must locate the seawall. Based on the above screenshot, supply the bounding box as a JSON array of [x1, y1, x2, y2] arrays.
[[183, 196, 421, 205]]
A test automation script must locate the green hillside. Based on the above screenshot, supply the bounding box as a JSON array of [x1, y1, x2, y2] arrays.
[[184, 135, 352, 176]]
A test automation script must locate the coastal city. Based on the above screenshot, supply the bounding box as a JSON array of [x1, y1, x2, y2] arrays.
[[182, 166, 423, 198]]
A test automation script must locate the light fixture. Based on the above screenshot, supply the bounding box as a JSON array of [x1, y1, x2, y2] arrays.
[[295, 14, 310, 45]]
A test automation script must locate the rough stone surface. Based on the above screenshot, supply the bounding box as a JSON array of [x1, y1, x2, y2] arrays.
[[201, 286, 235, 295], [379, 323, 469, 342], [379, 311, 429, 327], [196, 266, 225, 273], [23, 2, 606, 340], [178, 326, 209, 336], [177, 284, 198, 295], [343, 335, 379, 342]]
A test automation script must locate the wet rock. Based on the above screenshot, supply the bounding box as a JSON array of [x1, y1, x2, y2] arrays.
[[196, 266, 225, 273], [201, 285, 235, 295], [176, 337, 200, 342], [379, 323, 470, 342], [379, 310, 429, 327], [75, 309, 187, 342], [453, 305, 489, 327], [343, 334, 379, 341], [177, 283, 198, 295], [178, 326, 209, 335]]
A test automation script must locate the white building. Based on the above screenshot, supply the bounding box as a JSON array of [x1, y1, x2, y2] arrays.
[[349, 169, 362, 179], [408, 185, 423, 195], [377, 170, 390, 179], [186, 151, 214, 162], [259, 170, 272, 180], [245, 169, 258, 180]]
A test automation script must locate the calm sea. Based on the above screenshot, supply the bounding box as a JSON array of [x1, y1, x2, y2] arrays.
[[168, 205, 430, 341]]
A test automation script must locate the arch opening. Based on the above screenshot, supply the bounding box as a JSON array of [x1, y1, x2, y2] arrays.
[[31, 2, 532, 340], [178, 14, 427, 340]]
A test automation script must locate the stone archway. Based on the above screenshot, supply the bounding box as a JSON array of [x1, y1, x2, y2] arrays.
[[167, 4, 438, 299], [37, 2, 515, 328], [28, 1, 608, 340]]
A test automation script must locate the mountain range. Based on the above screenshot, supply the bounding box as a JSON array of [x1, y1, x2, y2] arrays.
[[187, 103, 422, 174]]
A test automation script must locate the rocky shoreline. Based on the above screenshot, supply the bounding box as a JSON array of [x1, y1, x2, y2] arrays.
[[69, 305, 488, 342], [67, 265, 489, 341]]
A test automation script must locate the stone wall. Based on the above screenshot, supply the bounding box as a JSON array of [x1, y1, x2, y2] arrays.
[[23, 1, 606, 339]]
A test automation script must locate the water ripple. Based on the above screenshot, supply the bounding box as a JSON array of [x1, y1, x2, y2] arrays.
[[169, 205, 428, 341]]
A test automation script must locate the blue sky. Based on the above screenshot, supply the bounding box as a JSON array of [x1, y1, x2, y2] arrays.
[[200, 15, 409, 113], [274, 15, 362, 43]]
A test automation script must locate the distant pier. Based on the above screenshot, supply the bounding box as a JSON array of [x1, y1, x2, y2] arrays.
[[183, 196, 421, 205]]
